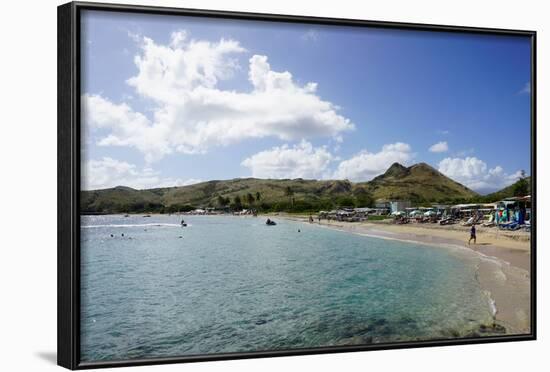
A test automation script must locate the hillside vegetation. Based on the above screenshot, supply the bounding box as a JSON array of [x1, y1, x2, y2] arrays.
[[475, 176, 531, 203], [81, 162, 526, 214], [357, 163, 476, 202]]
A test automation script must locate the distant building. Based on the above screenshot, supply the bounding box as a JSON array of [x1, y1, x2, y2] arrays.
[[390, 200, 411, 213]]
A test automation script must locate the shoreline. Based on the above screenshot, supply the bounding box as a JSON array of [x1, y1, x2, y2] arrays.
[[83, 213, 531, 335], [276, 215, 531, 335]]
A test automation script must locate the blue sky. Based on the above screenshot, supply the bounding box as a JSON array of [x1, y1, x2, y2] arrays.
[[81, 10, 532, 194]]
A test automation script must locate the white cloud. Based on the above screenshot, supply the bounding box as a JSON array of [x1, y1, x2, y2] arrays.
[[437, 129, 450, 135], [241, 140, 333, 179], [82, 157, 201, 190], [82, 94, 171, 163], [438, 156, 522, 192], [519, 82, 531, 95], [127, 30, 246, 102], [429, 141, 449, 153], [83, 31, 353, 163], [333, 142, 414, 181]]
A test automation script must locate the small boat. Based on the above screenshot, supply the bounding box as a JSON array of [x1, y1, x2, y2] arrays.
[[143, 214, 151, 218], [124, 214, 129, 217], [265, 219, 277, 226]]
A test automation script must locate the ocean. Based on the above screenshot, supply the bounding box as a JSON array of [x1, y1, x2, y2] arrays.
[[80, 214, 498, 362]]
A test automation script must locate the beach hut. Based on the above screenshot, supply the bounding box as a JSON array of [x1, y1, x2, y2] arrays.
[[371, 207, 390, 216], [352, 207, 371, 220], [495, 196, 531, 224], [390, 200, 412, 214]]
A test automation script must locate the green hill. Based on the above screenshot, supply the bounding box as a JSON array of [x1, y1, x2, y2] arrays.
[[80, 186, 164, 213], [482, 176, 531, 202], [359, 162, 478, 203], [80, 162, 480, 214]]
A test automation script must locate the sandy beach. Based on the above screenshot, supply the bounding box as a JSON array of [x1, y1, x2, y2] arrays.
[[276, 214, 532, 335]]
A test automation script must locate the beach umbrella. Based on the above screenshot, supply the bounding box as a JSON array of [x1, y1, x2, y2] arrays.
[[391, 211, 404, 216], [424, 210, 436, 216]]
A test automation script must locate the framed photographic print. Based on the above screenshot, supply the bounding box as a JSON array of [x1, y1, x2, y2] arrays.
[[58, 1, 536, 369]]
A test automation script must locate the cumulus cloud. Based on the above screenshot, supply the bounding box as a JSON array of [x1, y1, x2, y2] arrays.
[[241, 140, 333, 179], [83, 31, 353, 163], [333, 142, 414, 181], [438, 156, 522, 192], [127, 30, 246, 102], [82, 94, 171, 163], [82, 157, 201, 190], [429, 141, 449, 153]]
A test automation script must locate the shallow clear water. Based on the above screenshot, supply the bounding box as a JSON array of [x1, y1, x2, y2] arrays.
[[80, 215, 496, 362]]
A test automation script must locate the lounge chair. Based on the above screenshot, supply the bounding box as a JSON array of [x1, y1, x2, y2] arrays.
[[461, 217, 474, 226], [499, 222, 520, 231], [482, 215, 495, 227]]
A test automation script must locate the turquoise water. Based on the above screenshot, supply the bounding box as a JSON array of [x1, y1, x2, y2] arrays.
[[80, 215, 496, 362]]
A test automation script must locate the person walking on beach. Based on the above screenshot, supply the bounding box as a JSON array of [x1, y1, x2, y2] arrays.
[[468, 224, 476, 245]]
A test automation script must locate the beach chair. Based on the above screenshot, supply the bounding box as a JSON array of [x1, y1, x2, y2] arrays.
[[499, 222, 520, 231], [509, 223, 520, 231], [482, 215, 495, 227], [498, 222, 510, 230], [461, 217, 474, 226]]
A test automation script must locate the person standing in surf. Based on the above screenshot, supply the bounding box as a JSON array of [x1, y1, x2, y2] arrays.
[[468, 224, 477, 245]]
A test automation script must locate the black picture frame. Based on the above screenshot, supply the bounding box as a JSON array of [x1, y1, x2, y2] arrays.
[[58, 1, 537, 369]]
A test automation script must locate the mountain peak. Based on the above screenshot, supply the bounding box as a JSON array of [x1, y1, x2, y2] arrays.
[[384, 162, 409, 177], [409, 162, 440, 176], [412, 162, 435, 170], [389, 162, 407, 170]]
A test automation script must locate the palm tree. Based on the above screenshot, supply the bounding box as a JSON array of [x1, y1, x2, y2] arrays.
[[246, 193, 255, 207], [513, 170, 529, 196], [217, 195, 228, 207], [233, 195, 242, 210], [255, 191, 261, 202], [285, 186, 294, 207]]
